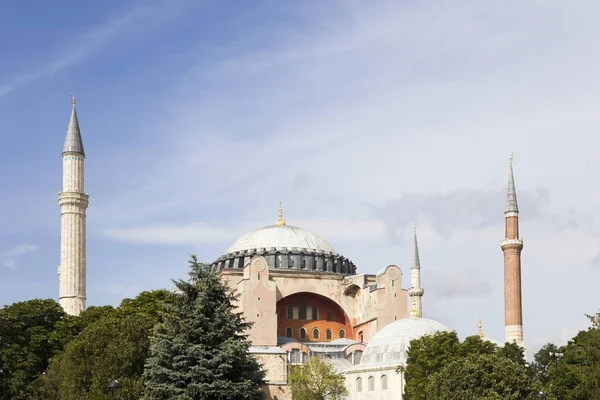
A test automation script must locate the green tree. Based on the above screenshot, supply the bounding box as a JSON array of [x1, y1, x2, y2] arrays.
[[402, 332, 536, 400], [36, 290, 171, 400], [142, 256, 265, 400], [401, 330, 460, 400], [49, 305, 116, 354], [458, 335, 498, 357], [0, 299, 66, 400], [427, 353, 536, 400], [288, 356, 348, 400]]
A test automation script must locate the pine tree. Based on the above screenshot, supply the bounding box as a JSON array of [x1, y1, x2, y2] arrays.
[[142, 256, 265, 400]]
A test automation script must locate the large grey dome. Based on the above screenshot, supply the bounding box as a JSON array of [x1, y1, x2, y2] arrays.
[[227, 224, 336, 254], [360, 317, 451, 366], [212, 210, 356, 275]]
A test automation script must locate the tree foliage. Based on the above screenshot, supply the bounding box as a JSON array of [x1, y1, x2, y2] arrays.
[[35, 290, 171, 400], [402, 332, 535, 400], [142, 256, 265, 400], [531, 311, 600, 400], [288, 356, 348, 400], [0, 299, 67, 400], [427, 353, 535, 400]]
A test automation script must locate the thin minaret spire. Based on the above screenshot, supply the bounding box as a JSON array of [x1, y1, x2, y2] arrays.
[[58, 94, 89, 316], [501, 153, 524, 349], [506, 152, 518, 214], [408, 225, 424, 317]]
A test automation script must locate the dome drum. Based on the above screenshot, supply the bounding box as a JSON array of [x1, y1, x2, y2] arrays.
[[212, 248, 356, 275]]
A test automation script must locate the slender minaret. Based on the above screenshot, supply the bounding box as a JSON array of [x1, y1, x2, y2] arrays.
[[478, 317, 484, 338], [501, 153, 524, 348], [408, 225, 424, 317], [58, 95, 89, 316]]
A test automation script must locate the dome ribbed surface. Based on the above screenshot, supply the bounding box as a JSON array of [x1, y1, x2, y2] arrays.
[[361, 317, 451, 366], [226, 225, 336, 254]]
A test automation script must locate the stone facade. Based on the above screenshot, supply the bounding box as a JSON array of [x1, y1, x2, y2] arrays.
[[217, 255, 407, 398]]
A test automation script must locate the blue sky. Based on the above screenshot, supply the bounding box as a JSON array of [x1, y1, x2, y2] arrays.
[[2, 0, 600, 358]]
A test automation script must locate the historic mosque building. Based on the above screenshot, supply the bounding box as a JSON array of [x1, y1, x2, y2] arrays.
[[57, 99, 525, 399]]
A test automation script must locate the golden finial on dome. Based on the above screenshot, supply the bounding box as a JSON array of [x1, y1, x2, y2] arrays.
[[478, 317, 484, 338], [71, 93, 76, 105], [276, 201, 286, 226], [409, 296, 421, 318]]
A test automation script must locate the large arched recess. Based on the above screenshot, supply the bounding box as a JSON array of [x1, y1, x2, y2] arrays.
[[276, 292, 353, 342]]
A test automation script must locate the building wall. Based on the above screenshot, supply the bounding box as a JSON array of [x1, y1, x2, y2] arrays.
[[277, 292, 352, 341], [345, 365, 405, 400], [219, 257, 408, 346], [254, 353, 288, 384]]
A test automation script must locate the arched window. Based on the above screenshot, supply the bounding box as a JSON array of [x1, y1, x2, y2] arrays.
[[356, 377, 362, 392], [381, 374, 388, 390], [290, 349, 302, 364], [326, 329, 332, 340], [286, 305, 293, 319], [300, 328, 307, 340], [354, 350, 363, 365], [313, 328, 319, 340], [286, 327, 293, 338], [368, 376, 375, 391], [326, 312, 332, 321], [311, 306, 318, 320], [339, 329, 346, 339]]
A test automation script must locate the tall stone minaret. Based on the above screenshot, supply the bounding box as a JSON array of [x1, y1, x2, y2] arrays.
[[501, 153, 524, 348], [58, 95, 88, 316], [408, 225, 424, 317]]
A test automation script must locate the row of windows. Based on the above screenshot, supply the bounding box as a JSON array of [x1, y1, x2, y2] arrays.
[[356, 375, 388, 392], [284, 327, 345, 340], [285, 304, 333, 321]]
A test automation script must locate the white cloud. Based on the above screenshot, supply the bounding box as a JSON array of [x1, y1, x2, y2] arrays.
[[0, 0, 198, 97], [102, 218, 386, 245], [67, 0, 600, 357], [1, 244, 39, 269]]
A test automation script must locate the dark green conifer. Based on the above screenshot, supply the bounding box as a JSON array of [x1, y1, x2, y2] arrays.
[[142, 256, 265, 400]]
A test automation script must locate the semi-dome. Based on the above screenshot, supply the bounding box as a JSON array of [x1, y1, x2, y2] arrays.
[[211, 205, 356, 275], [360, 317, 451, 366]]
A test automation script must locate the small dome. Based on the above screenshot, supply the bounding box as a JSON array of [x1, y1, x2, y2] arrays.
[[226, 224, 336, 254], [360, 317, 451, 366]]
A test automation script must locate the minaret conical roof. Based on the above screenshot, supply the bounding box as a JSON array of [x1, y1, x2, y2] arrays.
[[412, 225, 420, 270], [505, 153, 518, 214], [63, 95, 85, 155]]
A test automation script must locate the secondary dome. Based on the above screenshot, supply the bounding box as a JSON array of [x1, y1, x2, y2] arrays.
[[211, 204, 356, 275], [360, 317, 451, 366], [227, 224, 336, 254]]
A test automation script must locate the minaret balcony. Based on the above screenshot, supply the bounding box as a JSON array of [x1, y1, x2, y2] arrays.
[[500, 238, 523, 248], [408, 287, 424, 297]]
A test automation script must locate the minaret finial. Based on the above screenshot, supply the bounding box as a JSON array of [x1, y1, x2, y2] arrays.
[[276, 201, 286, 226], [63, 95, 85, 155], [412, 224, 420, 270], [505, 153, 518, 214], [478, 317, 484, 338]]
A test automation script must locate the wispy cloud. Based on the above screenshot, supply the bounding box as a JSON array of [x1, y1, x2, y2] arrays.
[[1, 244, 39, 269], [0, 1, 196, 97], [102, 218, 387, 246]]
